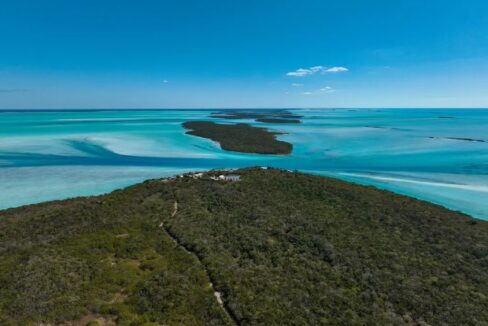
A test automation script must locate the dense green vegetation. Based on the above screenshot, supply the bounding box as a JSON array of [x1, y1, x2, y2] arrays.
[[0, 183, 231, 326], [1, 168, 487, 325], [182, 121, 293, 154]]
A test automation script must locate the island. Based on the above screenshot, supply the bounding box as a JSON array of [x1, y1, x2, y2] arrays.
[[0, 168, 487, 326], [210, 109, 303, 124], [182, 121, 293, 154], [255, 118, 301, 124]]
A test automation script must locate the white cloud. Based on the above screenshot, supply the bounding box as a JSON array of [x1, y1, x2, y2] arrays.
[[302, 91, 313, 95], [310, 66, 325, 73], [287, 65, 348, 77], [163, 80, 169, 83], [286, 68, 313, 77], [326, 66, 348, 73], [291, 83, 304, 87]]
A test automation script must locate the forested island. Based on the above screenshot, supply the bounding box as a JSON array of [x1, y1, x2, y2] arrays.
[[1, 168, 487, 326], [182, 121, 293, 154], [210, 110, 303, 124]]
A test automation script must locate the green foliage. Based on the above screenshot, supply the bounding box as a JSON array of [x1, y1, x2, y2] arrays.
[[0, 183, 228, 325], [163, 168, 488, 325], [182, 121, 293, 154], [0, 168, 487, 325], [8, 249, 89, 321], [85, 321, 100, 326]]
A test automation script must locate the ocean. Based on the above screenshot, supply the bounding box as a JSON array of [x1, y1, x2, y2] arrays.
[[1, 108, 487, 220]]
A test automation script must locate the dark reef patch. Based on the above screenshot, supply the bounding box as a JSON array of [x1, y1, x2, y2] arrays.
[[429, 136, 485, 143], [255, 118, 301, 124]]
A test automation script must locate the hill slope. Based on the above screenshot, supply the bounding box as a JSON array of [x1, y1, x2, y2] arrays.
[[0, 168, 487, 325]]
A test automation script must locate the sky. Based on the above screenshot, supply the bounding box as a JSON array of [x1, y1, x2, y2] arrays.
[[1, 0, 488, 109]]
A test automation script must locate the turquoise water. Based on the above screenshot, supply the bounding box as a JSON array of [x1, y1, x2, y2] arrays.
[[1, 109, 487, 220]]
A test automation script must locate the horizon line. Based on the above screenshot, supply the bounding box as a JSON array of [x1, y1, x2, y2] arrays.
[[1, 107, 488, 112]]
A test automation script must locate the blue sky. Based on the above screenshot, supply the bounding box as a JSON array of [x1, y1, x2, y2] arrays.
[[1, 0, 488, 108]]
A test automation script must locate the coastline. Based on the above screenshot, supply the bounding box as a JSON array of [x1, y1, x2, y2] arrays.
[[0, 167, 482, 221], [1, 167, 486, 325], [1, 108, 488, 221]]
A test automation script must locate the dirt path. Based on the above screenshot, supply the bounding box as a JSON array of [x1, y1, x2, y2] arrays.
[[171, 200, 178, 217], [159, 199, 240, 326]]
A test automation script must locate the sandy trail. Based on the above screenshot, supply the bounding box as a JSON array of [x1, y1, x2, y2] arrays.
[[159, 198, 239, 325]]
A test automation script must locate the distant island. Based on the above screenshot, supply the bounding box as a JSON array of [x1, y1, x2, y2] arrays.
[[1, 168, 487, 325], [255, 118, 301, 124], [210, 109, 303, 124], [182, 121, 293, 154]]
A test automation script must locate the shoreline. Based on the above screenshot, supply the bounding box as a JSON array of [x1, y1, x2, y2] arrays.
[[1, 108, 487, 221], [0, 167, 482, 221], [1, 167, 486, 325]]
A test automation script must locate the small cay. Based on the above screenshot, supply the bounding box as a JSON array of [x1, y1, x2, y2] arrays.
[[210, 109, 303, 124], [182, 121, 293, 154]]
